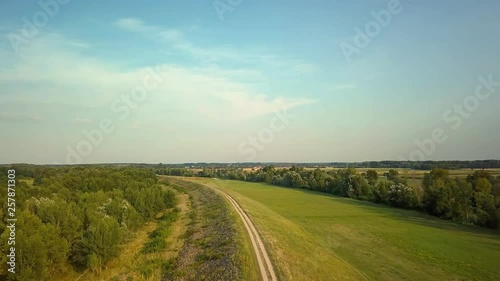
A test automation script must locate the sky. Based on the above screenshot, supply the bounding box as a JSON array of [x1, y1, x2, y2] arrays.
[[0, 0, 499, 164]]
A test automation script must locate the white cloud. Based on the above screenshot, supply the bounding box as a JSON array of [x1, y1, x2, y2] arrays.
[[115, 18, 145, 31], [113, 17, 320, 73], [144, 65, 316, 122], [293, 63, 318, 74], [64, 40, 90, 49], [0, 32, 316, 124], [0, 113, 41, 122], [213, 91, 316, 120], [115, 18, 183, 42], [71, 117, 92, 124]]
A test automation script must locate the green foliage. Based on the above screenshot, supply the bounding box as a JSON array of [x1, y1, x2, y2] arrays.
[[2, 211, 69, 281], [33, 197, 83, 245], [372, 178, 391, 203], [347, 175, 371, 200], [386, 183, 420, 209], [283, 171, 306, 188], [142, 237, 167, 253], [387, 169, 399, 179], [162, 257, 177, 276], [87, 253, 101, 274], [84, 216, 123, 265], [163, 189, 177, 209], [138, 258, 163, 278], [142, 210, 178, 253], [14, 230, 48, 281], [365, 169, 379, 185], [423, 169, 454, 217], [449, 179, 474, 222], [196, 166, 500, 229], [0, 166, 177, 279], [420, 169, 498, 226]]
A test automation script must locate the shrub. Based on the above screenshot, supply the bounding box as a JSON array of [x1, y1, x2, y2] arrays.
[[386, 183, 420, 209]]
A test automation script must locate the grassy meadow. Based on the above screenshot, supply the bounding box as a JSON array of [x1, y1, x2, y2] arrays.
[[187, 177, 500, 281]]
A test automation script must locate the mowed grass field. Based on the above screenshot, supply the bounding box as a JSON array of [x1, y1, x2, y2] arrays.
[[187, 177, 500, 281]]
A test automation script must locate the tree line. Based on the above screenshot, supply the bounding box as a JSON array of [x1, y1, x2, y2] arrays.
[[157, 166, 500, 229], [147, 159, 500, 170], [0, 166, 176, 281]]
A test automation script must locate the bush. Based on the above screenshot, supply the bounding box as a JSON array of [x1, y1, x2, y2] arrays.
[[142, 237, 167, 253], [372, 179, 391, 203], [386, 183, 420, 209]]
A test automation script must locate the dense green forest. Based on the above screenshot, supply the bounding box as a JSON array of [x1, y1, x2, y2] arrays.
[[0, 166, 176, 281], [158, 166, 500, 229]]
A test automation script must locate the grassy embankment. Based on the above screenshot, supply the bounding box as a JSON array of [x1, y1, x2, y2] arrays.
[[164, 177, 259, 281], [188, 177, 500, 281]]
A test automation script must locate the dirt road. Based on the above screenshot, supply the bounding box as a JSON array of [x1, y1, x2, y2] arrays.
[[209, 185, 278, 281]]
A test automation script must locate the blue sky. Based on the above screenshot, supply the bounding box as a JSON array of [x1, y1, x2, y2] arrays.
[[1, 0, 499, 164]]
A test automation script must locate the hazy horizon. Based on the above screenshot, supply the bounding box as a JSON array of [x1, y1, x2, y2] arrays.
[[1, 1, 499, 164], [3, 159, 500, 167]]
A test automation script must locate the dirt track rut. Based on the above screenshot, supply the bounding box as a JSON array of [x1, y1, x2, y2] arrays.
[[209, 185, 278, 281]]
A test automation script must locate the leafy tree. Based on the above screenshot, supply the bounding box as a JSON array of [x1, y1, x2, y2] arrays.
[[283, 172, 306, 188], [470, 178, 498, 228], [466, 170, 493, 184], [3, 211, 58, 280], [40, 223, 70, 274], [87, 253, 102, 274], [492, 183, 500, 207], [422, 169, 453, 218], [386, 169, 400, 182], [347, 175, 371, 200], [450, 179, 474, 223], [0, 166, 183, 279], [35, 198, 82, 246], [271, 175, 284, 186], [262, 165, 275, 173], [306, 174, 318, 190], [372, 179, 392, 203], [84, 216, 123, 269], [386, 183, 420, 209], [365, 170, 379, 186], [334, 168, 358, 197], [15, 231, 48, 281]]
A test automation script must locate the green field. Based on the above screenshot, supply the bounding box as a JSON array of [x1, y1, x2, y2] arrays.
[[187, 177, 500, 281]]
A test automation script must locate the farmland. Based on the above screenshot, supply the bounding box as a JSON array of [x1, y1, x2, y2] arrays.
[[186, 177, 500, 281], [238, 167, 500, 189], [2, 164, 500, 280], [356, 168, 500, 191]]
